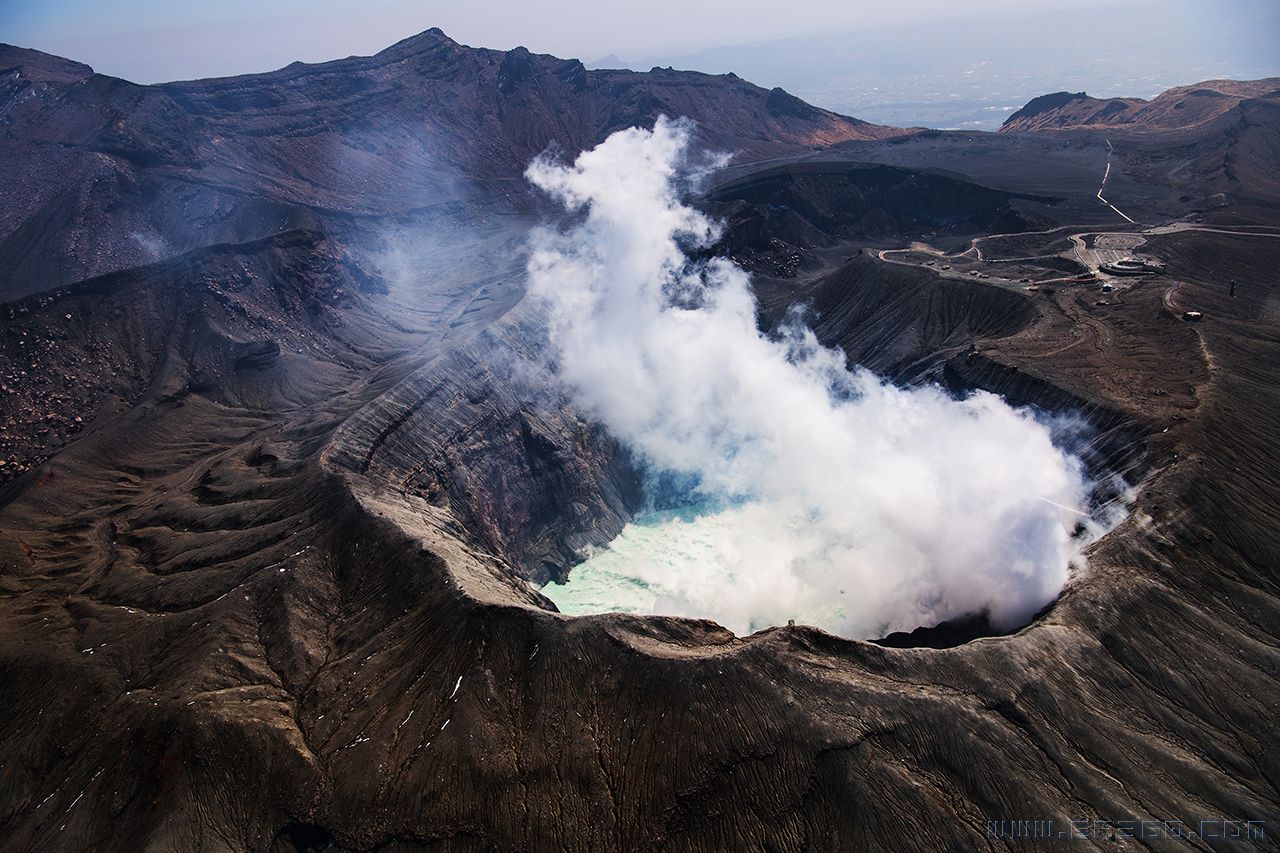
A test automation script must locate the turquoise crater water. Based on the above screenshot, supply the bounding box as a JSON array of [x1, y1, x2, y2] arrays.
[[538, 503, 852, 635]]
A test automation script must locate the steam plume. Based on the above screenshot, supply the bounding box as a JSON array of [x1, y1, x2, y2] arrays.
[[527, 117, 1100, 638]]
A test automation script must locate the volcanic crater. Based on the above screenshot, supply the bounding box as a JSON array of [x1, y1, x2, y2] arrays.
[[1, 30, 1278, 853]]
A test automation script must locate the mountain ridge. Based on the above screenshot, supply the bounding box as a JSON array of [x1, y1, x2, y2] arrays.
[[0, 29, 902, 300], [1001, 76, 1280, 133]]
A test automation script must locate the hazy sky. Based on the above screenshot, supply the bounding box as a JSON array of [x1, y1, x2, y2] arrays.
[[5, 0, 1123, 83]]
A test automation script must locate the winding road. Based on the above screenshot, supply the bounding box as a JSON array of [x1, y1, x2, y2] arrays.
[[873, 221, 1280, 286], [1097, 138, 1138, 224]]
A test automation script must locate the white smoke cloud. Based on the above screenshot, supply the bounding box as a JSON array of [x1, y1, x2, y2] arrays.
[[527, 116, 1105, 638]]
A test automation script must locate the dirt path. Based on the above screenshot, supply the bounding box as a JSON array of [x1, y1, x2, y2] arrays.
[[1097, 139, 1138, 224]]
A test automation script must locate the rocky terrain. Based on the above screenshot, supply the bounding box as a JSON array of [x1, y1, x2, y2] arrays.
[[0, 29, 899, 302], [1000, 79, 1280, 134], [705, 161, 1054, 277], [1, 32, 1278, 852]]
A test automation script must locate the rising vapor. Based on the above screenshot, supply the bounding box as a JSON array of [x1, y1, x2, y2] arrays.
[[527, 116, 1104, 638]]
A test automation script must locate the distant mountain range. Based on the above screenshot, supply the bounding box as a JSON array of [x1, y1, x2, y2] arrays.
[[1000, 78, 1280, 132]]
